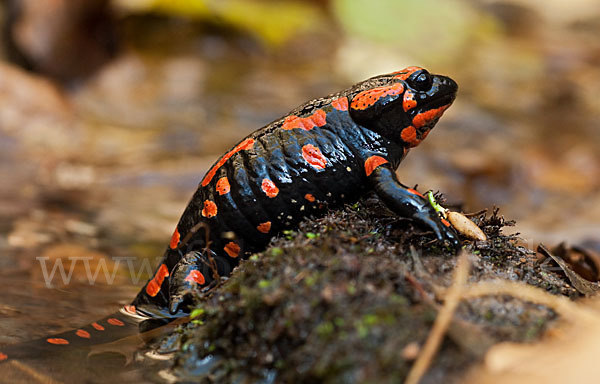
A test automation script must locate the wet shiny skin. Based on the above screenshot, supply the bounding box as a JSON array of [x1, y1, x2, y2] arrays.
[[132, 66, 460, 317]]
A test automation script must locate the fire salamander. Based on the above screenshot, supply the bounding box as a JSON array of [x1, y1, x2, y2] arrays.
[[0, 66, 459, 362]]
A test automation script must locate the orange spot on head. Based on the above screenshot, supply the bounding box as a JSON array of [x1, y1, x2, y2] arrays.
[[261, 179, 279, 198], [350, 83, 404, 111], [401, 126, 420, 147], [202, 200, 218, 218], [184, 270, 206, 285], [331, 97, 349, 111], [201, 138, 255, 187], [403, 91, 417, 112], [364, 155, 389, 177], [412, 105, 449, 129], [392, 66, 423, 80], [282, 109, 328, 130], [169, 228, 180, 249], [441, 218, 451, 227], [257, 221, 271, 234], [304, 193, 316, 202], [407, 188, 425, 198], [91, 322, 105, 331], [302, 144, 327, 170], [224, 242, 241, 258], [216, 176, 231, 195], [0, 352, 7, 361], [47, 338, 69, 345], [107, 318, 125, 326], [145, 264, 170, 297], [76, 329, 90, 338]]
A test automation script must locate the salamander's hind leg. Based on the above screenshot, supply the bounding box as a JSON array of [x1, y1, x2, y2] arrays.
[[168, 250, 233, 315]]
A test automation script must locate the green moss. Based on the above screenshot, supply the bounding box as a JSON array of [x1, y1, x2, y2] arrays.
[[171, 197, 575, 383]]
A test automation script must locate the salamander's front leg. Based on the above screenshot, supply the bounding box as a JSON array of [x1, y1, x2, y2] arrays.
[[168, 250, 232, 315], [366, 158, 460, 248]]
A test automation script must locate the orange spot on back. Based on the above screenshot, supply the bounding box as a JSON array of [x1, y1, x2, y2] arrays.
[[169, 228, 180, 249], [392, 66, 422, 80], [108, 318, 125, 326], [350, 83, 404, 111], [184, 270, 206, 285], [92, 322, 105, 331], [257, 221, 271, 234], [441, 218, 451, 227], [261, 179, 279, 198], [47, 338, 69, 345], [224, 242, 241, 258], [216, 177, 231, 195], [145, 264, 169, 297], [146, 280, 160, 297], [202, 200, 218, 218], [282, 109, 327, 131], [331, 97, 349, 111], [304, 193, 316, 202], [412, 105, 449, 129], [201, 138, 255, 187], [302, 144, 327, 170], [401, 126, 419, 147], [403, 91, 417, 111], [0, 352, 7, 361], [364, 156, 389, 177], [407, 188, 425, 198], [76, 329, 90, 338]]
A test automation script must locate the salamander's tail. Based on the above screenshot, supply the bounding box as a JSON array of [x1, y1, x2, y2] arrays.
[[0, 305, 177, 364]]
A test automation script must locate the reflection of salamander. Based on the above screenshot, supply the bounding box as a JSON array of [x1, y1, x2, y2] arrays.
[[0, 67, 459, 363]]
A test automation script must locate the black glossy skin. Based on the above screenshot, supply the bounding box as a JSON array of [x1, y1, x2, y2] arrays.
[[132, 67, 460, 317]]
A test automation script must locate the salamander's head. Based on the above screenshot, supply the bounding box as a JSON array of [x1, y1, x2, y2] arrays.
[[348, 66, 457, 148]]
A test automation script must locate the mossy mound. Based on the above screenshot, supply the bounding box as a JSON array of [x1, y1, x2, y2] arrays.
[[167, 195, 574, 383]]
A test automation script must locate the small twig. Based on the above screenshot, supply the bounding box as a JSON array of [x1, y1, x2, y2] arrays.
[[405, 251, 470, 384], [178, 221, 208, 249], [179, 221, 221, 287], [461, 280, 598, 323], [409, 245, 428, 278], [404, 272, 431, 304], [462, 208, 488, 218]]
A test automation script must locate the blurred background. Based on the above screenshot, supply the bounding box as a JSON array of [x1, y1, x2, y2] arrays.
[[0, 0, 599, 342]]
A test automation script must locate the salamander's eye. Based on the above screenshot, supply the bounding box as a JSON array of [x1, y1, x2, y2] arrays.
[[408, 70, 433, 92]]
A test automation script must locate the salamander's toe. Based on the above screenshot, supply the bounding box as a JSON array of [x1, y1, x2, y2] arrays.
[[444, 228, 461, 250], [168, 293, 194, 315], [420, 216, 461, 251], [168, 295, 182, 315]]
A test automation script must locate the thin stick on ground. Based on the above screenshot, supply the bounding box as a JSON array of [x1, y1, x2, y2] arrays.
[[461, 280, 598, 323], [405, 251, 471, 384]]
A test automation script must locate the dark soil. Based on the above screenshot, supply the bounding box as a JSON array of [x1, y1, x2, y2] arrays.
[[164, 195, 576, 383]]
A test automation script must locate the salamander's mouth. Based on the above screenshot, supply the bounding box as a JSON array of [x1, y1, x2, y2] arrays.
[[421, 92, 455, 111], [407, 91, 456, 139]]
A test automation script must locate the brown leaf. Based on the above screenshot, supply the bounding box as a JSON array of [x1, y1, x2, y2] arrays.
[[538, 244, 600, 296]]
